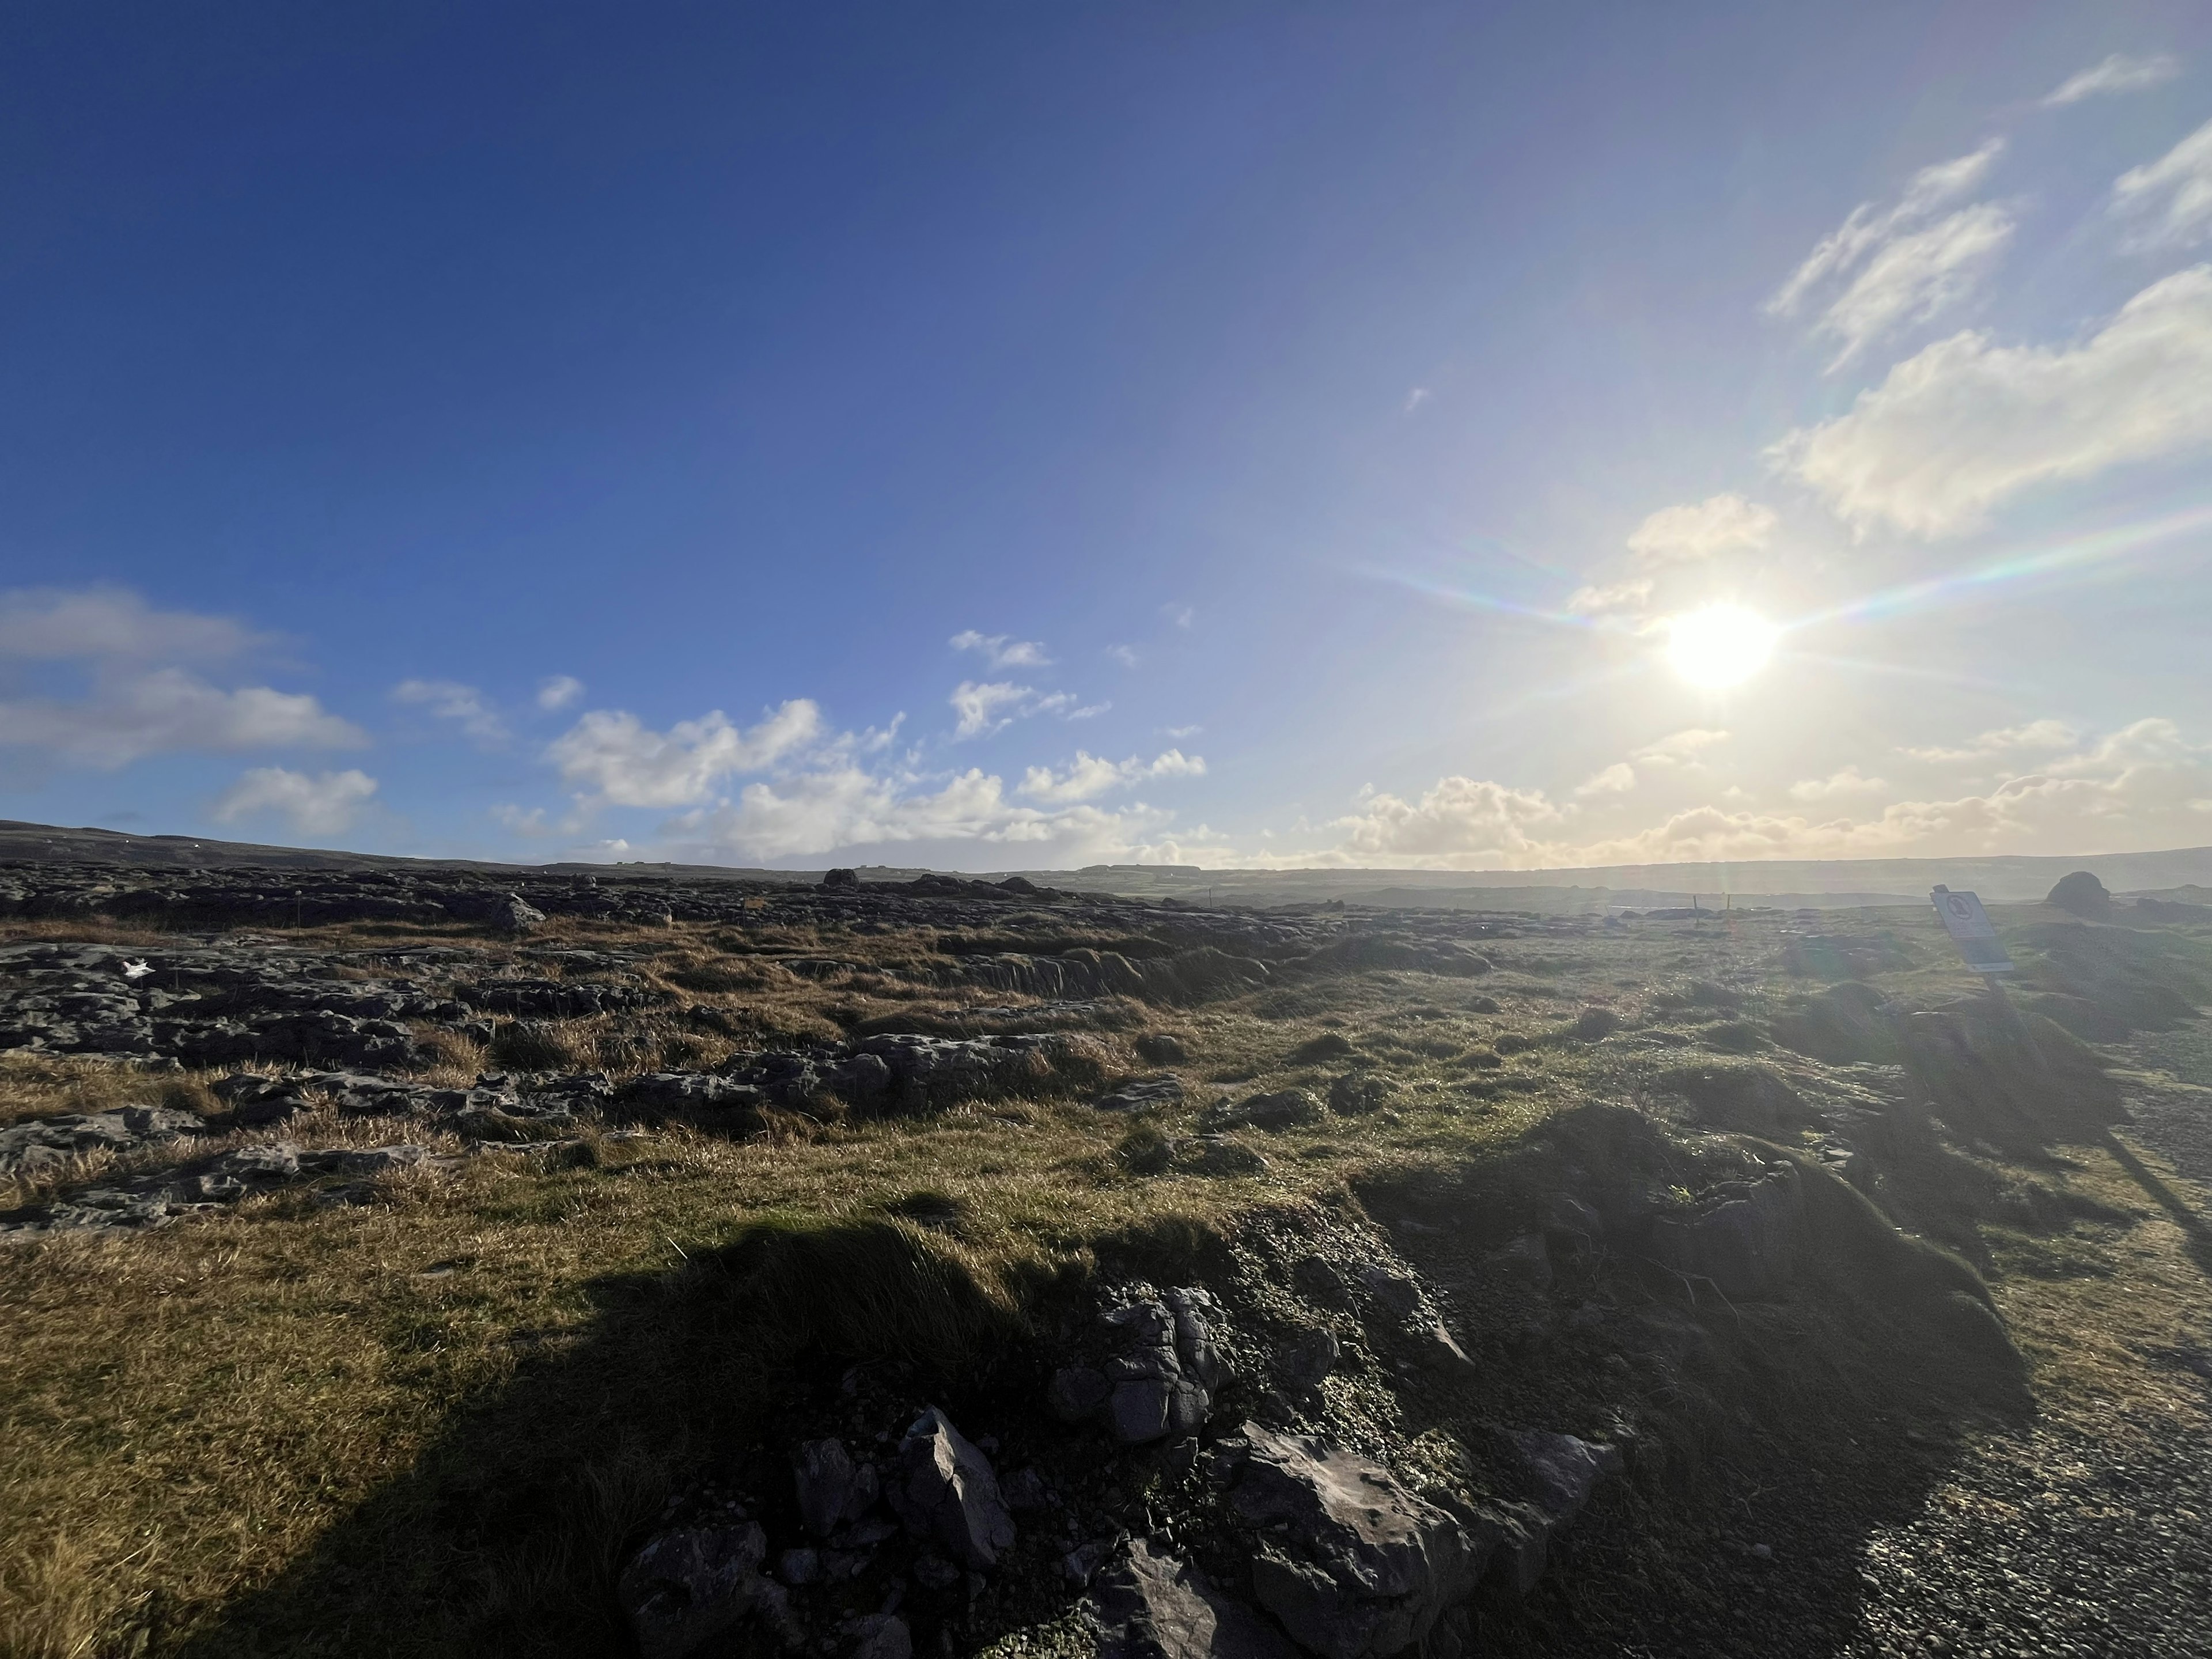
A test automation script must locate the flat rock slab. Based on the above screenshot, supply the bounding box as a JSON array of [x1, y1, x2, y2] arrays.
[[1230, 1427, 1477, 1659], [1088, 1538, 1294, 1659], [1096, 1075, 1185, 1112]]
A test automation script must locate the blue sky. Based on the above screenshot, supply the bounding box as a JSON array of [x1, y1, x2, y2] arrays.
[[6, 2, 2212, 870]]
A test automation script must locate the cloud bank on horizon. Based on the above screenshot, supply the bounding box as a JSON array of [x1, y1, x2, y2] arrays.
[[4, 10, 2211, 872]]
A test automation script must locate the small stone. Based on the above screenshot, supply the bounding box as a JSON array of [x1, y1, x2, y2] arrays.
[[780, 1547, 823, 1586]]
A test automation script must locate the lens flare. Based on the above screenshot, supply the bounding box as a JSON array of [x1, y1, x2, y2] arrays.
[[1665, 604, 1778, 688]]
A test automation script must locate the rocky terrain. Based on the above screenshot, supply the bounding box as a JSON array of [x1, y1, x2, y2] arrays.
[[1, 854, 2209, 1659]]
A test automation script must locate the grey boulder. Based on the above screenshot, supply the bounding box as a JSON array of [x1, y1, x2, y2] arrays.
[[1229, 1427, 1479, 1659], [1647, 1164, 1803, 1300], [1087, 1537, 1295, 1659], [619, 1522, 791, 1659], [1501, 1429, 1624, 1525], [891, 1407, 1015, 1569], [795, 1438, 880, 1537]]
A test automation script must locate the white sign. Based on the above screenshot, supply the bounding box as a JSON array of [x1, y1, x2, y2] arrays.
[[1930, 886, 2015, 974]]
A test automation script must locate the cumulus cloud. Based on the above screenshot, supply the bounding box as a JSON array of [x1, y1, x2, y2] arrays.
[[393, 679, 507, 744], [2044, 52, 2181, 107], [1787, 765, 1889, 801], [1018, 749, 1206, 805], [1900, 719, 2080, 763], [537, 675, 585, 711], [1771, 267, 2212, 537], [948, 680, 1081, 738], [1563, 578, 1655, 618], [0, 586, 363, 769], [1768, 140, 2005, 321], [212, 767, 378, 838], [1574, 763, 1637, 797], [1813, 203, 2015, 369], [1286, 717, 2212, 869], [547, 699, 822, 807], [2112, 118, 2212, 249], [0, 586, 261, 662], [1328, 777, 1565, 865], [1626, 495, 1778, 565], [0, 671, 366, 769], [1635, 728, 1731, 765], [950, 630, 1052, 669], [665, 765, 1175, 864]]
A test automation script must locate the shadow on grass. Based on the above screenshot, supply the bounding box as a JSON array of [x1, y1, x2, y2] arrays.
[[169, 1215, 1032, 1659], [1361, 1106, 2036, 1659], [2100, 1130, 2212, 1277]]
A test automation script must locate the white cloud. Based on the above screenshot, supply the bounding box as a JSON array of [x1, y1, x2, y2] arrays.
[[1635, 728, 1731, 765], [951, 681, 1036, 738], [393, 679, 507, 744], [950, 630, 1052, 669], [2112, 117, 2212, 249], [1626, 494, 1778, 564], [1018, 749, 1207, 805], [1163, 724, 1202, 739], [2044, 52, 2181, 107], [1771, 266, 2212, 536], [1575, 763, 1637, 797], [537, 675, 585, 711], [1327, 777, 1565, 865], [1813, 203, 2015, 368], [0, 586, 365, 770], [1768, 140, 2005, 319], [0, 669, 366, 769], [1255, 716, 2212, 870], [0, 586, 259, 663], [948, 681, 1090, 738], [1901, 719, 2080, 763], [1404, 388, 1431, 412], [547, 699, 822, 807], [1563, 578, 1656, 619], [1787, 765, 1889, 801], [667, 765, 1173, 863], [211, 767, 378, 838], [1107, 645, 1141, 669], [1163, 604, 1196, 630]]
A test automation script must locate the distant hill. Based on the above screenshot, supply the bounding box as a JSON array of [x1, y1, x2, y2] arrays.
[[5, 818, 2210, 908]]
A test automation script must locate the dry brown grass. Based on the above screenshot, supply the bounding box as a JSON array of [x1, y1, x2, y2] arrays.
[[3, 902, 2203, 1654]]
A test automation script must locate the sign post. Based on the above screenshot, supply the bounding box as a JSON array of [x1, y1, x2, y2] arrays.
[[1930, 885, 2016, 1005]]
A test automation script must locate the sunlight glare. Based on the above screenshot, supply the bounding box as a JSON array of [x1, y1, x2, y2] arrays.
[[1665, 604, 1779, 688]]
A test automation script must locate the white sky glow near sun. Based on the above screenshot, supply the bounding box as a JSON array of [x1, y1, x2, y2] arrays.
[[1665, 604, 1781, 688]]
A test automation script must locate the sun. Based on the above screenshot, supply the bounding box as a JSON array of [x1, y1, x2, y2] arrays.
[[1664, 604, 1779, 688]]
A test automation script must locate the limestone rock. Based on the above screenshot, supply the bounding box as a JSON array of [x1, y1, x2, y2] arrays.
[[1229, 1427, 1479, 1659], [1499, 1429, 1623, 1525], [1647, 1164, 1804, 1300], [794, 1437, 879, 1537], [1087, 1537, 1296, 1659], [892, 1407, 1015, 1569], [1097, 1075, 1186, 1112], [619, 1522, 787, 1659], [849, 1613, 911, 1659]]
